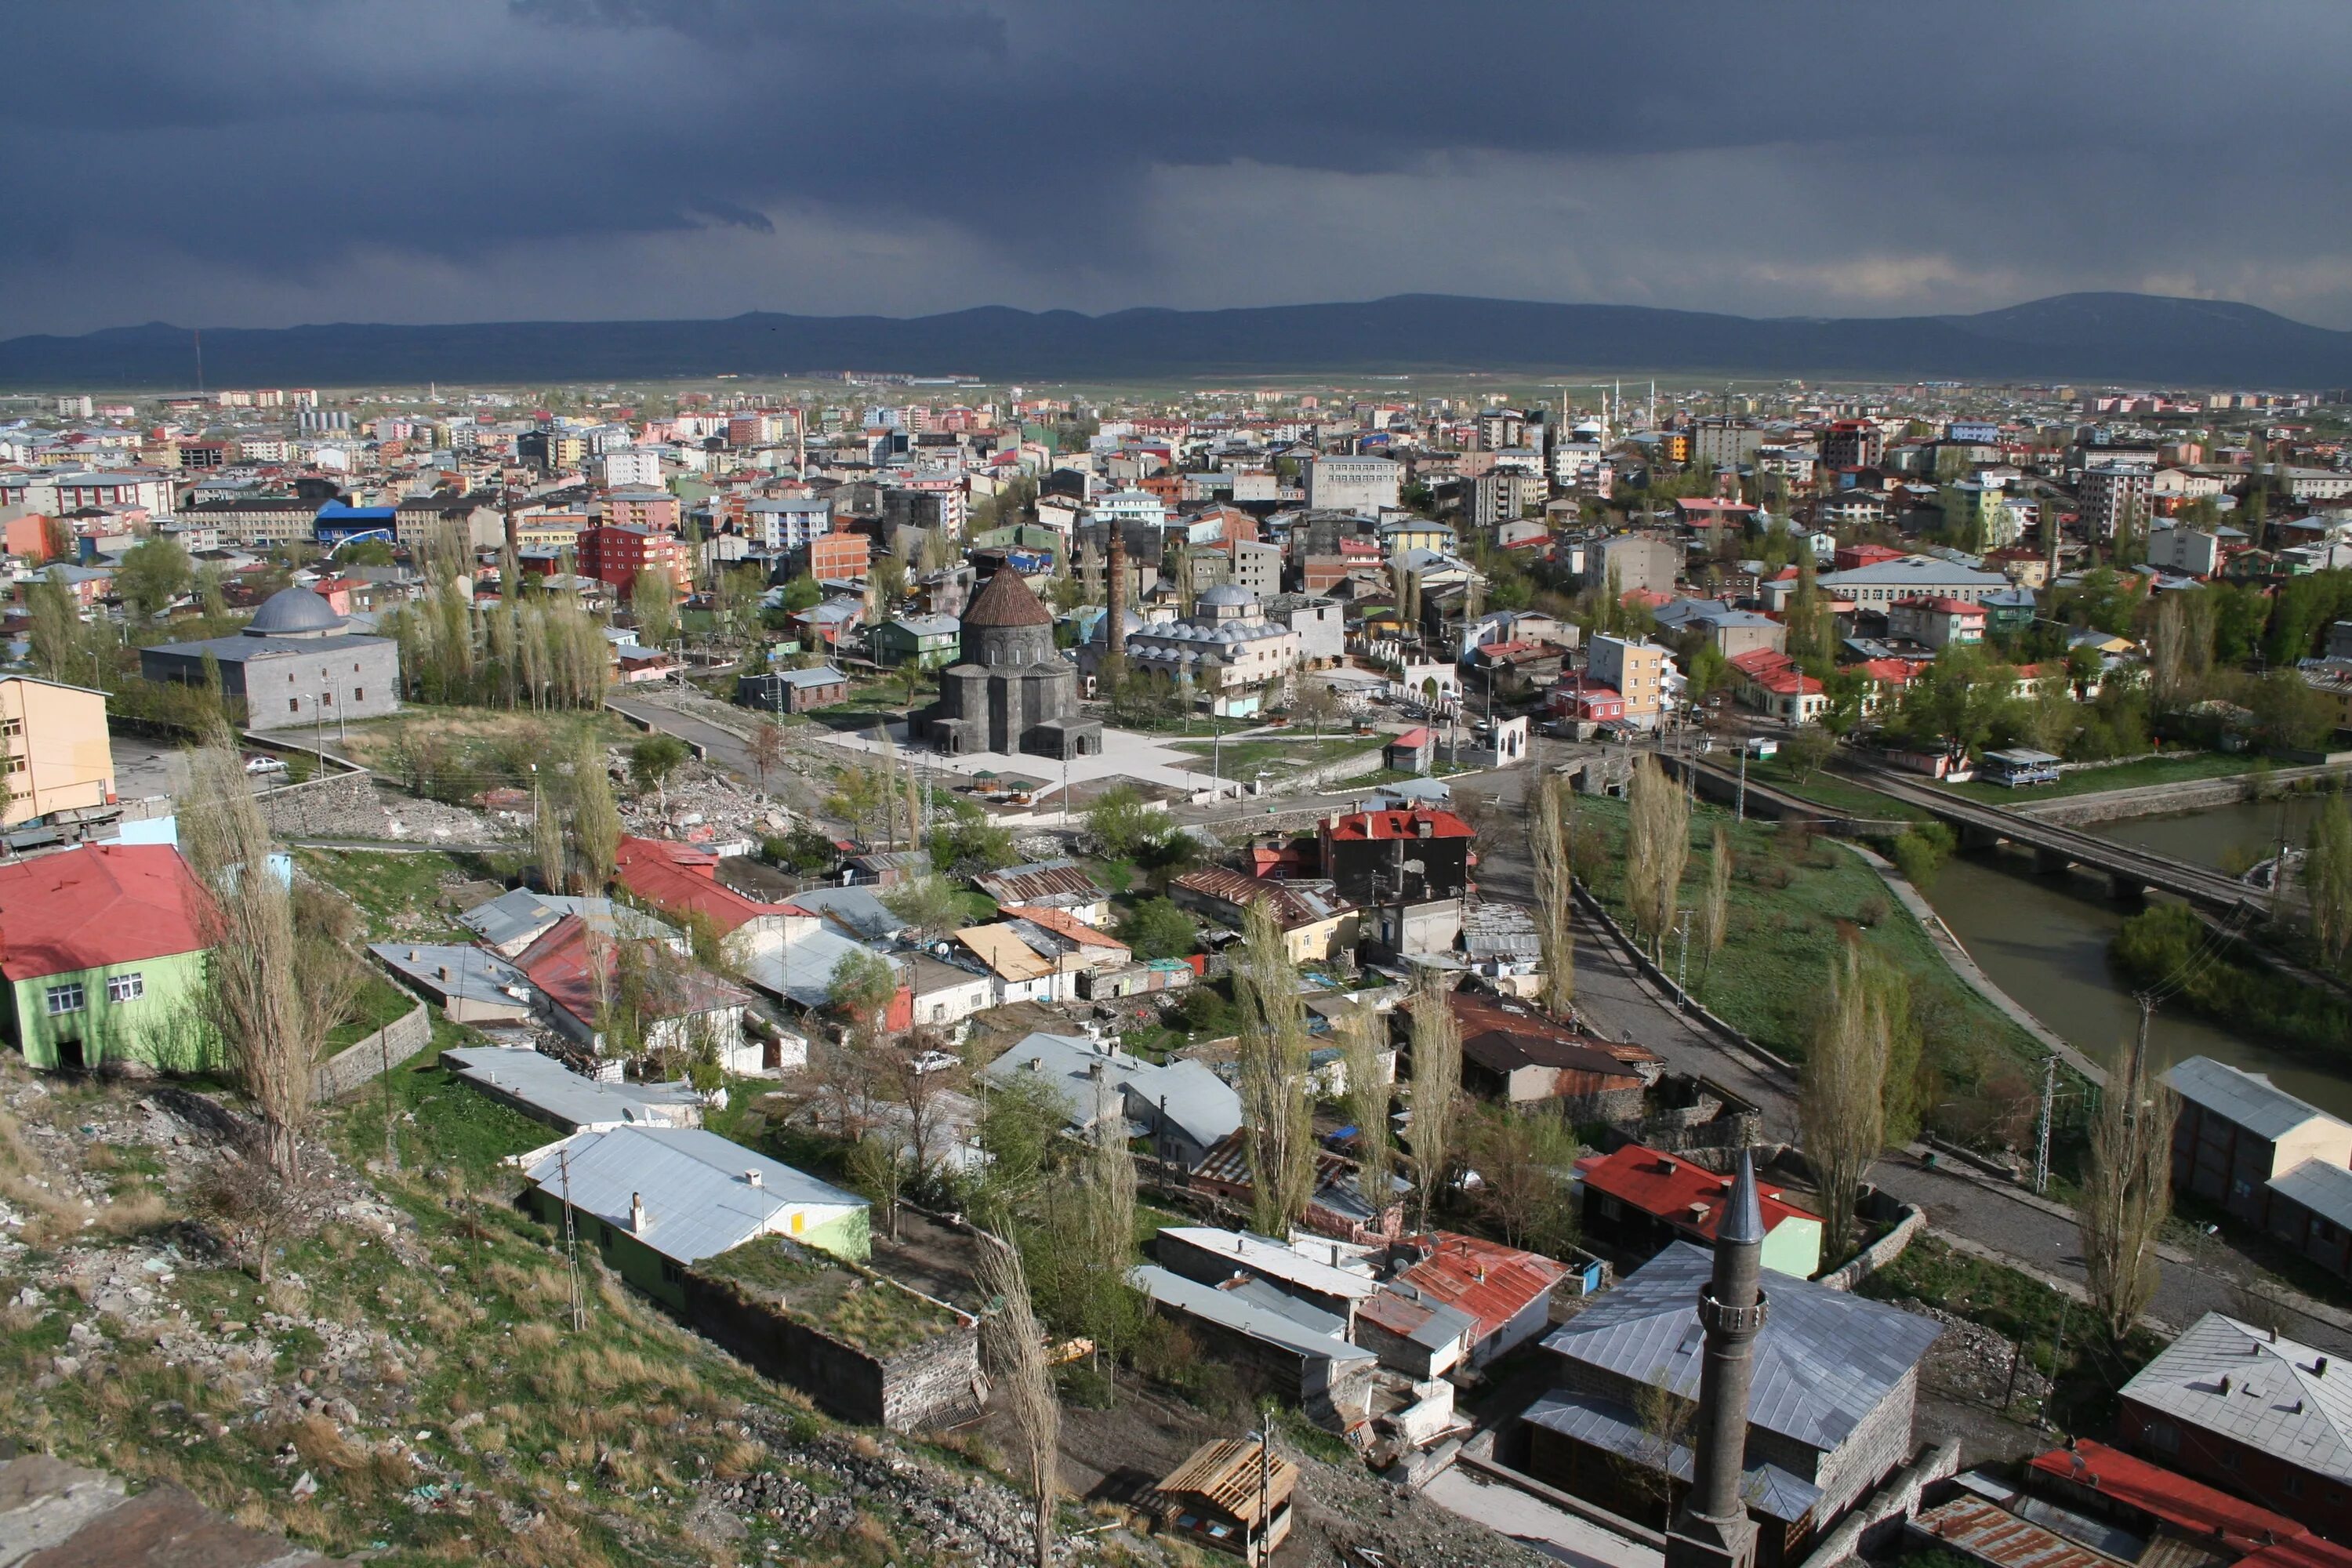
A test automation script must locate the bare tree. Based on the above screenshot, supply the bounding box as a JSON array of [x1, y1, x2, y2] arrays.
[[1697, 823, 1733, 1000], [884, 1029, 966, 1178], [192, 1150, 303, 1285], [182, 736, 354, 1177], [2080, 1032, 2180, 1341], [1341, 1006, 1392, 1215], [571, 734, 621, 892], [1617, 1364, 1693, 1524], [1408, 968, 1462, 1231], [1798, 942, 1887, 1257], [2307, 794, 2352, 967], [1624, 753, 1689, 956], [746, 718, 788, 793], [532, 770, 567, 895], [1529, 771, 1576, 1018], [846, 1132, 909, 1240], [976, 1230, 1062, 1568], [1233, 898, 1315, 1236]]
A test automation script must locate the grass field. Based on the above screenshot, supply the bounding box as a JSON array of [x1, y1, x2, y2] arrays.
[[1740, 755, 1933, 826], [1171, 734, 1383, 776], [1936, 750, 2260, 804], [334, 705, 633, 794], [295, 848, 478, 939], [1573, 794, 2040, 1082]]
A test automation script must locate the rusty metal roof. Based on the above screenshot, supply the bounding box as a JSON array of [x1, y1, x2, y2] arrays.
[[1911, 1497, 2125, 1568]]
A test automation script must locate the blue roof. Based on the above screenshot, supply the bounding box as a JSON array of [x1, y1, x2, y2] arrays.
[[315, 502, 396, 522]]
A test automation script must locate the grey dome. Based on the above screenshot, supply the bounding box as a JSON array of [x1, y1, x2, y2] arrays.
[[245, 586, 346, 637], [1198, 584, 1255, 608]]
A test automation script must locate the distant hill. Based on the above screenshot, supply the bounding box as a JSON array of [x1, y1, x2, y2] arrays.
[[5, 291, 2350, 389]]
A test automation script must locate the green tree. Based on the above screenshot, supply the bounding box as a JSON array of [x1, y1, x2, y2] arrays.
[[25, 578, 81, 681], [571, 735, 622, 892], [1085, 785, 1163, 860], [927, 796, 1018, 874], [2308, 794, 2352, 967], [630, 567, 679, 649], [1115, 896, 1196, 960], [780, 573, 824, 613], [826, 946, 899, 1029], [115, 536, 193, 622], [1233, 897, 1315, 1236], [629, 734, 689, 800]]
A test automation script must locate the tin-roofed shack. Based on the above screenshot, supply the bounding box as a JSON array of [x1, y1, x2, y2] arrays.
[[685, 1236, 979, 1432]]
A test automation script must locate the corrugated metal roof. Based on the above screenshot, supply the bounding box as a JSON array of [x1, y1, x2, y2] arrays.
[[1541, 1241, 1939, 1454], [1160, 1227, 1380, 1303], [1129, 1265, 1374, 1365], [1909, 1497, 2122, 1568], [1358, 1285, 1478, 1352], [974, 858, 1108, 909], [750, 924, 889, 1010], [2024, 1440, 2339, 1564], [520, 1126, 865, 1267], [2269, 1159, 2352, 1232], [443, 1046, 702, 1132], [982, 1032, 1241, 1155], [1519, 1390, 1821, 1524], [2165, 1057, 2345, 1143], [1392, 1231, 1570, 1341], [2118, 1313, 2352, 1484]]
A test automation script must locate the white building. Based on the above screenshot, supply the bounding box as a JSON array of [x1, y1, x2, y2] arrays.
[[597, 448, 665, 488], [744, 497, 833, 551], [1814, 554, 2012, 608], [1123, 584, 1303, 717], [1305, 456, 1402, 514]]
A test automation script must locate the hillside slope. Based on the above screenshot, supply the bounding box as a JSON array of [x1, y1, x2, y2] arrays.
[[5, 291, 2348, 387]]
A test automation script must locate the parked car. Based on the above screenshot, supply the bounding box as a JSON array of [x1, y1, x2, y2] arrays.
[[243, 754, 289, 775]]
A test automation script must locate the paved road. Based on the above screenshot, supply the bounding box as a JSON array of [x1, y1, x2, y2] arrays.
[[1453, 758, 2352, 1358]]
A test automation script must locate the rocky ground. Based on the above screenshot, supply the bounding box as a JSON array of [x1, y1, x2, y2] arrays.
[[0, 1057, 1163, 1566]]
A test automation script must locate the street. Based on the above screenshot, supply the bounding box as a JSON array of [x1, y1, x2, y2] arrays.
[[1454, 758, 2352, 1357]]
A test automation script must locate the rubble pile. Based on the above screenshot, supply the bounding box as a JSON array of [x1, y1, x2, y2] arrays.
[[1894, 1299, 2050, 1410]]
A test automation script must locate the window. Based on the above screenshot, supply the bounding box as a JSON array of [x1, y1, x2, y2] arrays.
[[660, 1260, 684, 1287], [289, 699, 299, 713], [45, 982, 85, 1015], [106, 973, 143, 1004], [0, 718, 20, 739], [353, 688, 364, 702], [598, 1222, 615, 1248]]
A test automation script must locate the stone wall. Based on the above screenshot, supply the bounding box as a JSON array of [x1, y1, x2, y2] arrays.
[[1816, 1186, 1927, 1293], [315, 1003, 432, 1102], [254, 768, 377, 839], [680, 1271, 980, 1432], [1793, 1439, 1962, 1568]]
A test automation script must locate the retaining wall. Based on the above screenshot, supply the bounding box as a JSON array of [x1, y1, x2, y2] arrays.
[[680, 1270, 980, 1432], [314, 1003, 431, 1102], [1570, 880, 1796, 1076], [254, 768, 378, 838], [2013, 763, 2347, 825], [1792, 1439, 1961, 1568]]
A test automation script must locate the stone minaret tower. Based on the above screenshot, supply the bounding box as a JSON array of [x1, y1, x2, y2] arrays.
[[1666, 1149, 1769, 1568], [1105, 524, 1127, 657]]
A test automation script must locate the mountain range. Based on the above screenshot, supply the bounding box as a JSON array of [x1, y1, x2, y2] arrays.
[[4, 292, 2349, 390]]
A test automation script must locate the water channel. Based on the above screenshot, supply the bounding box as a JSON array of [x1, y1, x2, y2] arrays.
[[1915, 793, 2352, 1118]]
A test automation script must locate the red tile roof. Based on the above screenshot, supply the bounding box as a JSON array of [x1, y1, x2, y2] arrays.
[[0, 844, 212, 982], [1855, 658, 1918, 684], [2028, 1442, 2352, 1568], [1392, 1232, 1569, 1341], [612, 836, 773, 935], [1581, 1143, 1817, 1243], [998, 905, 1130, 950], [516, 913, 752, 1031], [1321, 807, 1473, 844]]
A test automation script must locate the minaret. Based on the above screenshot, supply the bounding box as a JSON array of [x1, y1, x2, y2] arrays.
[[1105, 524, 1127, 656], [1665, 1150, 1769, 1568]]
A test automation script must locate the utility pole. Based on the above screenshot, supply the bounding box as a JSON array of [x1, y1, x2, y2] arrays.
[[559, 1146, 586, 1331], [1675, 909, 1693, 998], [1736, 746, 1748, 822], [2034, 1051, 2056, 1196]]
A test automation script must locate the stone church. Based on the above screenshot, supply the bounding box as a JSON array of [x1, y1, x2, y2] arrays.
[[915, 569, 1100, 760]]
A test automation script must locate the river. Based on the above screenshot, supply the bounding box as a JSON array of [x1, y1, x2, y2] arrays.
[[1917, 794, 2352, 1118]]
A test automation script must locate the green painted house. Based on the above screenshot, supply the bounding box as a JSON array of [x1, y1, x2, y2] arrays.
[[520, 1125, 869, 1309], [869, 613, 962, 670], [0, 843, 219, 1073]]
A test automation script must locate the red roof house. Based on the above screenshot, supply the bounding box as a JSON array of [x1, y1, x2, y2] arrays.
[[0, 844, 216, 1072], [1388, 1232, 1570, 1366], [611, 837, 789, 962], [1578, 1143, 1824, 1277]]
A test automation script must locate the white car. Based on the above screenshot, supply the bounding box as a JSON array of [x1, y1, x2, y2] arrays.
[[242, 754, 289, 775]]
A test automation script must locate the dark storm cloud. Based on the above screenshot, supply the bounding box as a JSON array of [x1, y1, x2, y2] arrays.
[[6, 0, 2352, 335]]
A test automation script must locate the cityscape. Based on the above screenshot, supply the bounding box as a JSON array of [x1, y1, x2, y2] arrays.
[[9, 7, 2352, 1568]]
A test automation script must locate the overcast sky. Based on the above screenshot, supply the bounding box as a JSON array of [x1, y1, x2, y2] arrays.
[[9, 0, 2352, 339]]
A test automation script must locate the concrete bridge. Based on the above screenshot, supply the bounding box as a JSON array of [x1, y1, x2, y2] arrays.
[[1838, 760, 2274, 916]]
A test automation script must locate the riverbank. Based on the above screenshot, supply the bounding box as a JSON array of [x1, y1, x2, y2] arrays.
[[2010, 760, 2349, 825], [1567, 793, 2043, 1088]]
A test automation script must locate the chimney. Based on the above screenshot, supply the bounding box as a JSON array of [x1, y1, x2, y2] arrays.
[[2319, 1357, 2330, 1377], [2220, 1374, 2233, 1396], [437, 964, 450, 982], [746, 1169, 762, 1189], [630, 1192, 647, 1232]]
